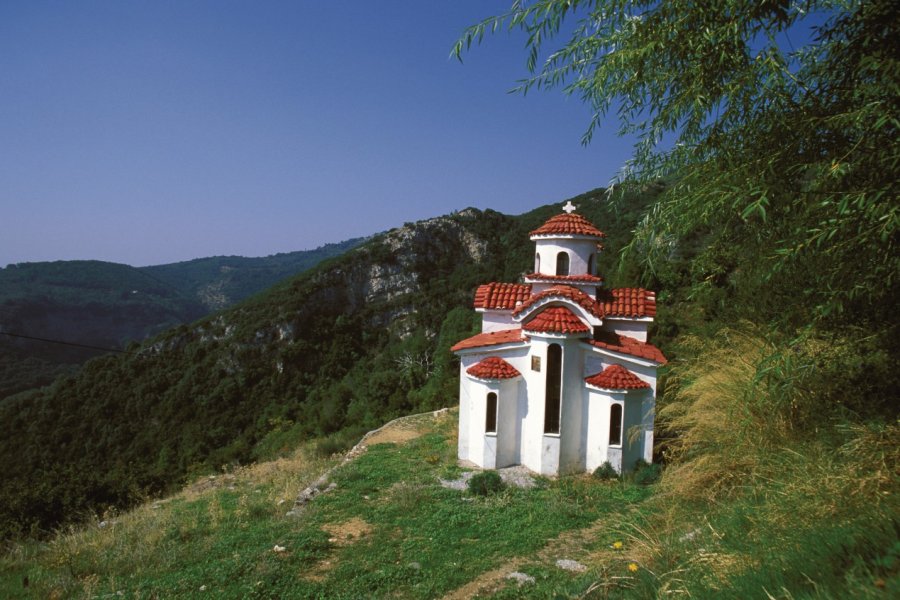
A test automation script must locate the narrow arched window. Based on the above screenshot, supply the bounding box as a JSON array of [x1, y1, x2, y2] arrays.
[[535, 252, 541, 273], [556, 252, 569, 276], [544, 344, 562, 434], [609, 403, 623, 446], [485, 392, 498, 434], [588, 253, 595, 276]]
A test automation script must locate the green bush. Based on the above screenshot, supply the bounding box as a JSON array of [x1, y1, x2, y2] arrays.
[[592, 461, 619, 480], [467, 470, 504, 496], [633, 459, 661, 485]]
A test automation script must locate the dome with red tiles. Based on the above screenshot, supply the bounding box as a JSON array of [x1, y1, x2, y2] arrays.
[[514, 285, 603, 320], [523, 306, 590, 335], [585, 364, 650, 390], [529, 213, 606, 239], [466, 356, 522, 380]]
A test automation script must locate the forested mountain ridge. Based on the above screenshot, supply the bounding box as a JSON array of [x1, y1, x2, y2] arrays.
[[0, 187, 662, 539], [0, 240, 364, 400], [140, 238, 366, 312]]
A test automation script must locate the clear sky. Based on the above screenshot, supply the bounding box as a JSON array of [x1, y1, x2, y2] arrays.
[[1, 1, 637, 267]]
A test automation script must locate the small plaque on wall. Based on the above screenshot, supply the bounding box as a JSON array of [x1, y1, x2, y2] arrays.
[[531, 355, 541, 372]]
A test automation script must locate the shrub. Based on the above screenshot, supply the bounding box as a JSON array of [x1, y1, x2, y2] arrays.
[[467, 470, 504, 496], [633, 459, 661, 485], [593, 461, 619, 480]]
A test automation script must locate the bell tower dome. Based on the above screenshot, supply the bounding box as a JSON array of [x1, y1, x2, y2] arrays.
[[526, 201, 605, 296]]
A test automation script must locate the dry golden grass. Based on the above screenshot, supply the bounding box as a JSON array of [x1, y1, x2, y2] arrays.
[[657, 328, 797, 501], [599, 326, 900, 597]]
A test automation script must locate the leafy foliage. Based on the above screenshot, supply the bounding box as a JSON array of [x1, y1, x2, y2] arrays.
[[455, 0, 898, 326], [592, 461, 619, 481], [467, 470, 505, 496]]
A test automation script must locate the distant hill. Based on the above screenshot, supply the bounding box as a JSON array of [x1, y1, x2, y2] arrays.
[[0, 186, 664, 538], [0, 239, 365, 399], [140, 238, 367, 312]]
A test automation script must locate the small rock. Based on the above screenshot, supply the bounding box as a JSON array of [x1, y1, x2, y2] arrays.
[[556, 559, 587, 572], [407, 562, 421, 570], [277, 499, 286, 506], [98, 520, 109, 528], [273, 545, 287, 553], [506, 572, 535, 585], [679, 528, 701, 542], [199, 584, 207, 591]]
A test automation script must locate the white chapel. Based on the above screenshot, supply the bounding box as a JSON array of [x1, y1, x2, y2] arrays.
[[451, 202, 667, 475]]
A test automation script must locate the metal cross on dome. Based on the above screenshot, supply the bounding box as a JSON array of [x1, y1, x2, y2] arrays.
[[562, 201, 576, 214]]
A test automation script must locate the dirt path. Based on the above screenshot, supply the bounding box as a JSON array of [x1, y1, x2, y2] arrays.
[[441, 516, 610, 599]]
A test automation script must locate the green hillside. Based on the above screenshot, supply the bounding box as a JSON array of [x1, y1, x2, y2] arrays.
[[0, 260, 206, 398], [0, 240, 364, 400], [0, 187, 662, 540]]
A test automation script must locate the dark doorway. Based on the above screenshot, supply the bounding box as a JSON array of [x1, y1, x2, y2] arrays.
[[544, 344, 562, 434]]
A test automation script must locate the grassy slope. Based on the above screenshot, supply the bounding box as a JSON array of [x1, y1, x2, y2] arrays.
[[2, 409, 894, 599], [0, 411, 653, 599]]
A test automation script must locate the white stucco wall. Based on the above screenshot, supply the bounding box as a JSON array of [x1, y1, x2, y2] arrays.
[[601, 319, 651, 342], [480, 310, 517, 333], [519, 338, 550, 474], [584, 389, 629, 472], [457, 333, 660, 475], [533, 239, 599, 277], [559, 338, 587, 473], [495, 378, 520, 468], [622, 391, 648, 471], [457, 365, 471, 462]]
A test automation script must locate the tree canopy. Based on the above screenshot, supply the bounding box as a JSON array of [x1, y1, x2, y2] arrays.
[[455, 0, 898, 325]]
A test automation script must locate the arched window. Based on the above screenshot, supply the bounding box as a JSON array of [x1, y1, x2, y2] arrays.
[[485, 392, 498, 434], [588, 253, 595, 276], [609, 403, 623, 446], [544, 344, 562, 434], [535, 252, 541, 273], [556, 252, 570, 276]]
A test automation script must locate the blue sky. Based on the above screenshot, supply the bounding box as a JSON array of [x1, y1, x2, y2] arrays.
[[0, 1, 638, 266]]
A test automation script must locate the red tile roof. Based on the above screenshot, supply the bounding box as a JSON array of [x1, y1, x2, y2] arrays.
[[524, 273, 604, 284], [586, 332, 667, 364], [599, 288, 657, 318], [514, 285, 603, 320], [451, 328, 527, 352], [523, 306, 590, 335], [585, 364, 650, 390], [530, 213, 606, 239], [466, 356, 521, 380], [473, 282, 533, 310]]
